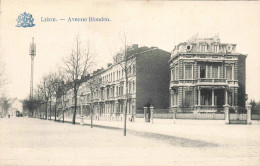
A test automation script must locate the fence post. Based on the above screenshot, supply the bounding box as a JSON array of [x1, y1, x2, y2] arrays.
[[143, 107, 147, 122], [224, 104, 230, 124], [246, 104, 252, 125], [172, 106, 177, 124], [150, 106, 154, 124]]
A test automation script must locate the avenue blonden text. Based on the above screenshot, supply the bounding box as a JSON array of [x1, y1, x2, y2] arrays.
[[41, 17, 111, 22]]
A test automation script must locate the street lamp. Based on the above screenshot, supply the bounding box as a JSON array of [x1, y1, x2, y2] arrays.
[[80, 93, 85, 125]]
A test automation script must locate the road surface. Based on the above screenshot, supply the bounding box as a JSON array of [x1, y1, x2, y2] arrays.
[[0, 117, 259, 166]]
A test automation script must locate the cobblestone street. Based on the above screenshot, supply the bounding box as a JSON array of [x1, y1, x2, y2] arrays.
[[0, 117, 260, 166]]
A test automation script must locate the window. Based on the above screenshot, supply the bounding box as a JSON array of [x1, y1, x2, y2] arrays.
[[226, 66, 232, 80], [171, 69, 174, 81], [200, 66, 206, 78], [133, 81, 135, 93], [185, 91, 192, 106], [201, 45, 206, 52], [185, 65, 192, 79], [113, 72, 115, 81], [212, 66, 218, 78], [129, 66, 132, 75], [201, 89, 212, 105], [171, 93, 174, 106], [228, 93, 232, 106], [129, 83, 132, 93], [175, 66, 179, 80], [172, 90, 178, 106], [121, 85, 124, 96], [133, 64, 136, 74]]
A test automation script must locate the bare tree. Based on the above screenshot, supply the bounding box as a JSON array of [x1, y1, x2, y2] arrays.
[[45, 74, 55, 120], [113, 33, 136, 136], [0, 95, 11, 117], [35, 85, 45, 119], [59, 81, 71, 123], [51, 70, 67, 122], [38, 74, 54, 120], [87, 75, 101, 128], [38, 82, 48, 120], [62, 36, 96, 124]]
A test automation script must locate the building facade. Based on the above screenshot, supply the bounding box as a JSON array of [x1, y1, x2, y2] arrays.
[[59, 44, 171, 121], [169, 35, 247, 113]]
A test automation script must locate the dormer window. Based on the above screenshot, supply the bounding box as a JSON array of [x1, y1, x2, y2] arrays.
[[201, 45, 206, 52], [186, 45, 192, 52], [213, 45, 219, 53]]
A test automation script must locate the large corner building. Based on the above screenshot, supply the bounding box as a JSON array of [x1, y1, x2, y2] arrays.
[[169, 35, 247, 113]]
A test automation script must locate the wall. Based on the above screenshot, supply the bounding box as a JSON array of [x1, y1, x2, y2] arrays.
[[237, 55, 247, 108], [136, 49, 171, 110], [136, 113, 225, 120]]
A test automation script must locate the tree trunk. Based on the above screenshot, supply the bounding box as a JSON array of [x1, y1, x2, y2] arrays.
[[91, 104, 93, 128], [73, 90, 77, 124], [63, 109, 64, 123], [49, 101, 52, 120], [55, 99, 57, 121], [62, 95, 65, 123], [45, 102, 48, 120]]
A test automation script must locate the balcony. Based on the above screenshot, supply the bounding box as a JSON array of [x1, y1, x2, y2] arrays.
[[109, 96, 116, 101], [100, 83, 106, 88], [198, 78, 226, 83], [197, 78, 228, 86], [111, 81, 116, 86], [227, 80, 238, 86], [116, 95, 125, 101], [93, 98, 100, 103], [170, 79, 196, 87], [106, 81, 112, 87], [170, 78, 233, 87]]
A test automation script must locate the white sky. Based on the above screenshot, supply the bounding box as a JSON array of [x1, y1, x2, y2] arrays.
[[0, 0, 260, 101]]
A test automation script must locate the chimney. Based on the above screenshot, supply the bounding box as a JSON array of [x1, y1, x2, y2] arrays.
[[132, 44, 138, 49], [107, 63, 112, 67]]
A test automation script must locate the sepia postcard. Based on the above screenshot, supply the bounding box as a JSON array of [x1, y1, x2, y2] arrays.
[[0, 0, 260, 166]]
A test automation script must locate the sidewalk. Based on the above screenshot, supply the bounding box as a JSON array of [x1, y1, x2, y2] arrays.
[[58, 116, 260, 147]]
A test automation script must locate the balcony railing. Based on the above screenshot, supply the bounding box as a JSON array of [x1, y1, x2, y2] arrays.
[[170, 78, 233, 87], [198, 78, 227, 83]]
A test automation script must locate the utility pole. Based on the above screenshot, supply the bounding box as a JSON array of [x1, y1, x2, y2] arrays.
[[29, 37, 36, 99]]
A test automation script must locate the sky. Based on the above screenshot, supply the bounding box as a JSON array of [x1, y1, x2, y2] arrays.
[[0, 0, 260, 101]]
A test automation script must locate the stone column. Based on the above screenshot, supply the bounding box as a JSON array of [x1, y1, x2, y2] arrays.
[[212, 88, 215, 106], [247, 104, 252, 125], [198, 87, 201, 106], [224, 104, 230, 124], [225, 88, 228, 105], [150, 106, 154, 124], [143, 107, 147, 122]]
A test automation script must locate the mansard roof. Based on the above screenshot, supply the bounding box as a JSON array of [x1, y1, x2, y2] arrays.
[[170, 34, 241, 61]]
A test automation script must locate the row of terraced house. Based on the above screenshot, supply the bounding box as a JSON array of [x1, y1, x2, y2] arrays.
[[56, 35, 247, 121]]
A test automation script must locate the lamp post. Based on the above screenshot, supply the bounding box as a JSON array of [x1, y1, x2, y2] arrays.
[[80, 93, 84, 125]]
